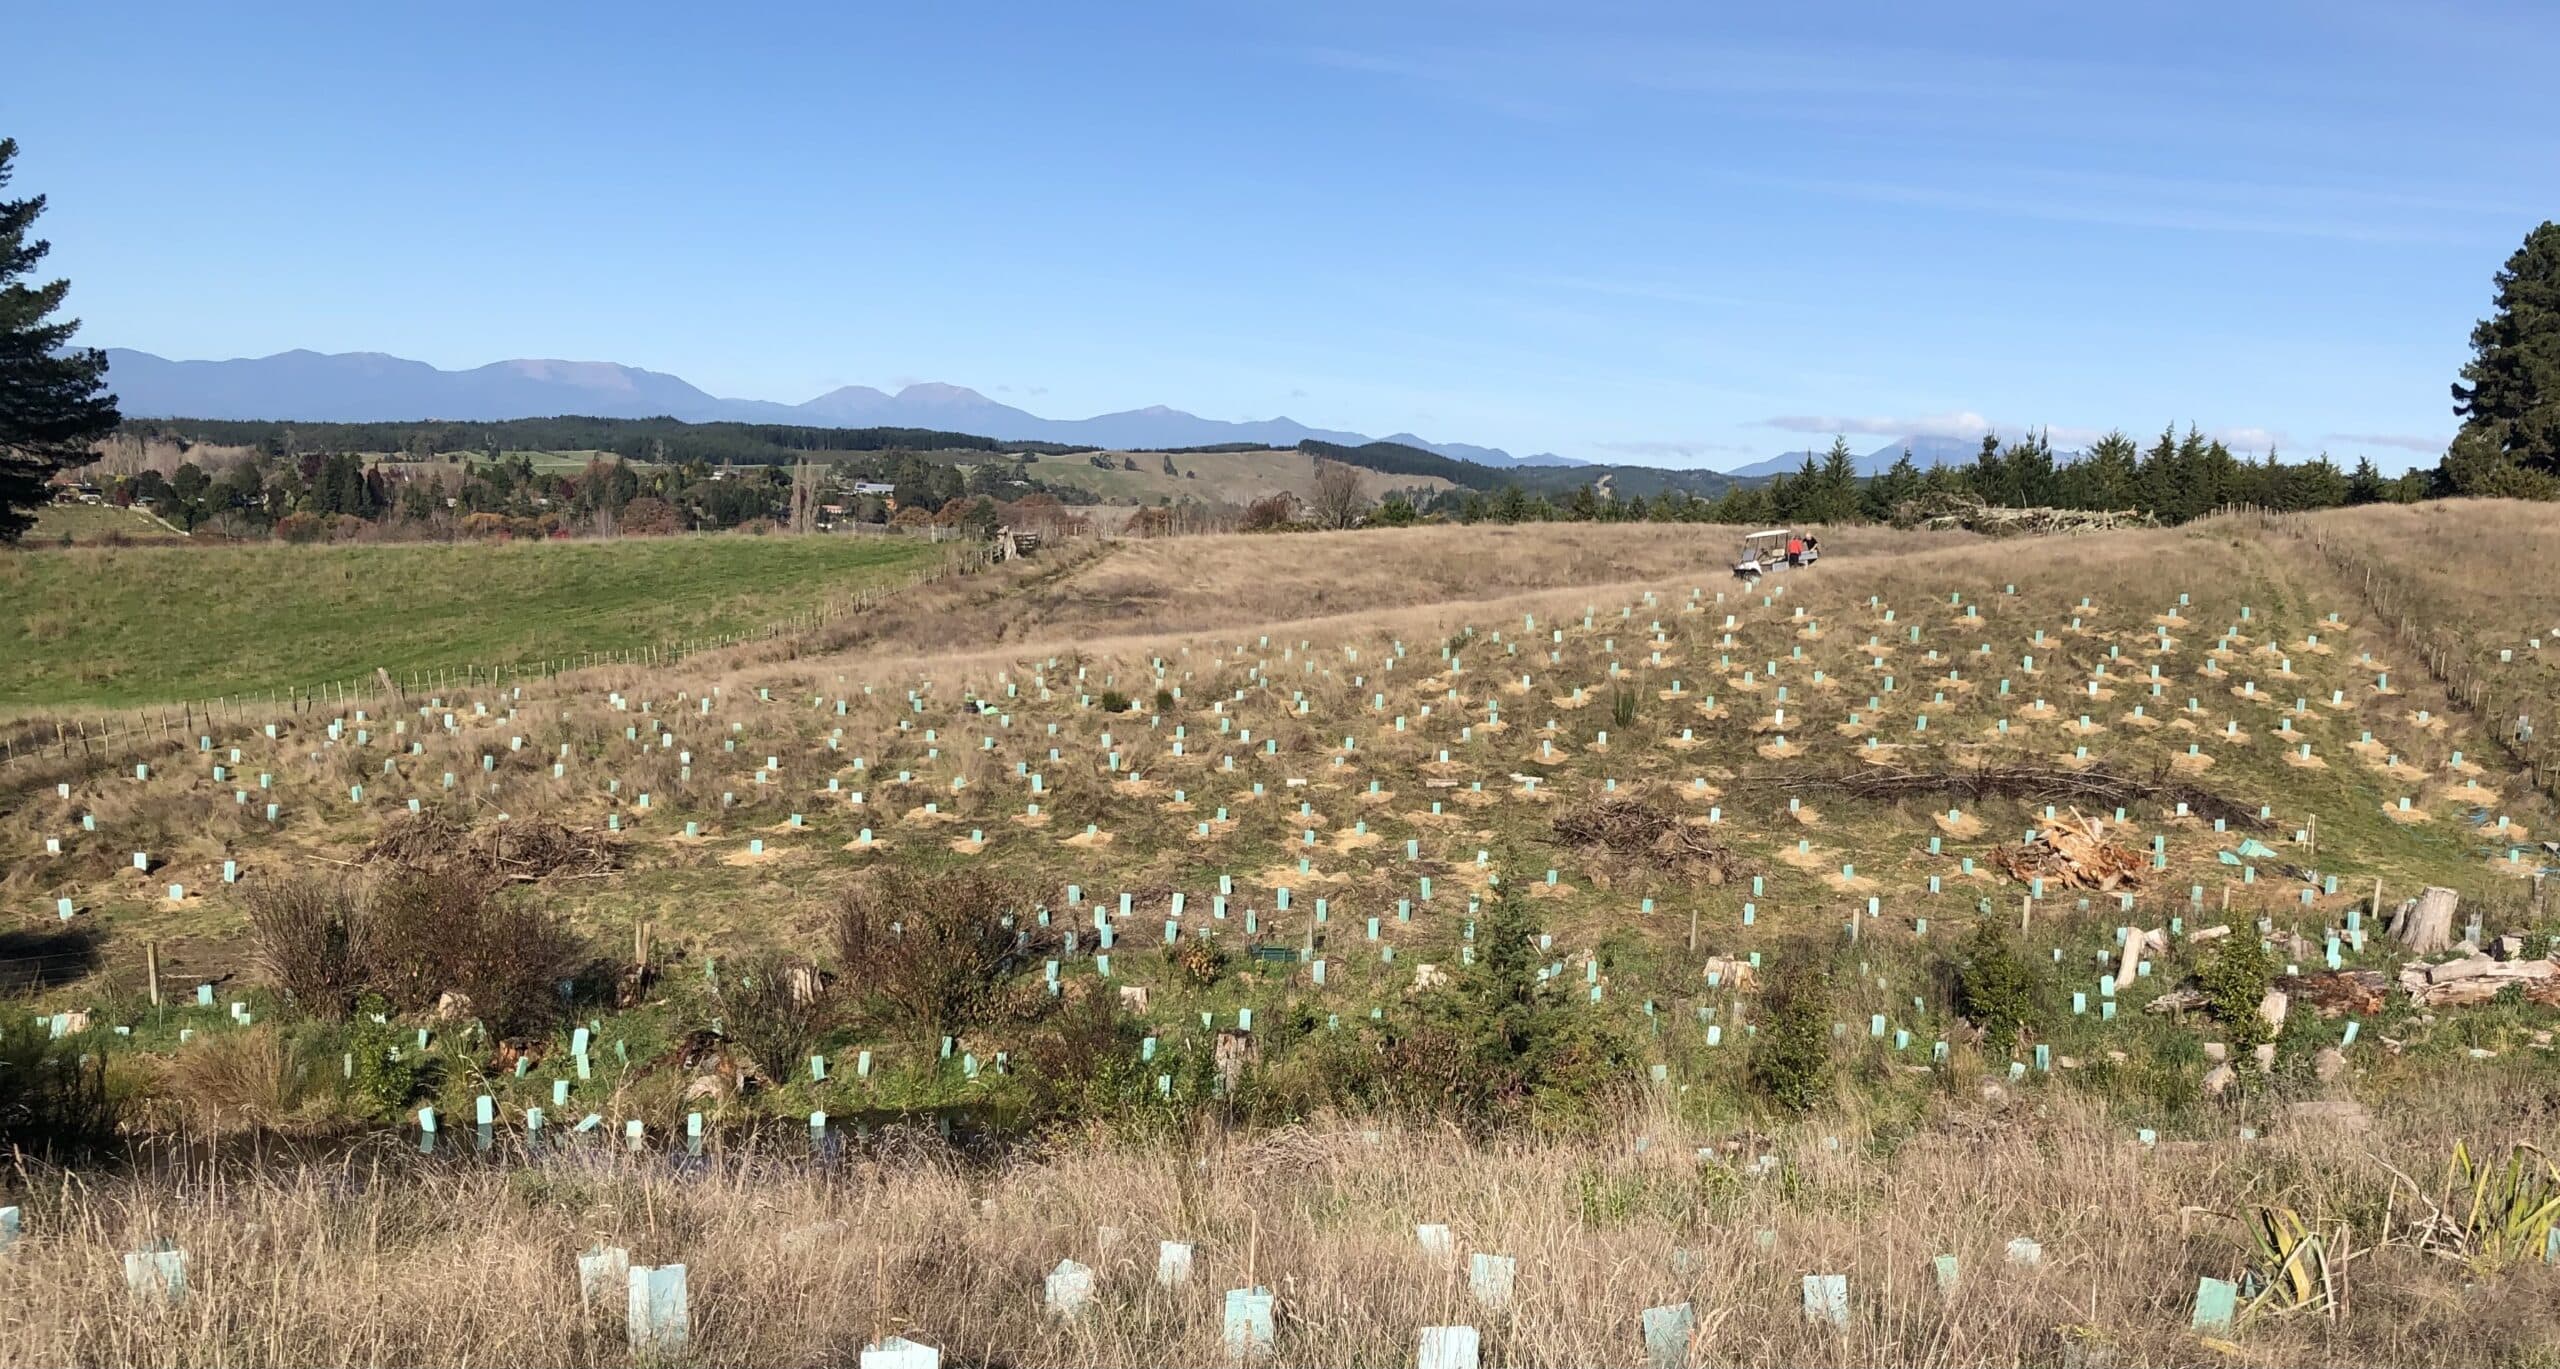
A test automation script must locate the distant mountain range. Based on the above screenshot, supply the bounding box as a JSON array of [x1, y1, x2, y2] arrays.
[[1721, 434, 1990, 479], [101, 349, 1586, 469]]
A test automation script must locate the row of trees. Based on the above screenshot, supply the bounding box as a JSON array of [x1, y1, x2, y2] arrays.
[[79, 444, 1109, 543], [7, 119, 2558, 544], [1400, 426, 2441, 530]]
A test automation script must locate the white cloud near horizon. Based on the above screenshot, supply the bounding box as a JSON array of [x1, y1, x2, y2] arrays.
[[2323, 431, 2448, 454], [1763, 411, 1997, 440], [1594, 438, 1756, 462], [1758, 412, 2310, 456]]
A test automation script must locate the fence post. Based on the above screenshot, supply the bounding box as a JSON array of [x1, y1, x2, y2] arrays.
[[145, 940, 161, 1007]]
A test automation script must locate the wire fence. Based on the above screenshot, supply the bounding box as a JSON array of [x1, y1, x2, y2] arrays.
[[2245, 507, 2557, 803]]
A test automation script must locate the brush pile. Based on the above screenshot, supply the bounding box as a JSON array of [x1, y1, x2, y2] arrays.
[[1553, 792, 1742, 883], [1993, 809, 2147, 892], [1894, 491, 2158, 537], [366, 811, 615, 881]]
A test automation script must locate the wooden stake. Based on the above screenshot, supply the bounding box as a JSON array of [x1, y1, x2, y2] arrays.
[[145, 940, 161, 1007]]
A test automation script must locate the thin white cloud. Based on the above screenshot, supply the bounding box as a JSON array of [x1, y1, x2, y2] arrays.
[[1595, 439, 1754, 461], [2208, 426, 2293, 454], [1763, 411, 1995, 440], [2324, 431, 2447, 454]]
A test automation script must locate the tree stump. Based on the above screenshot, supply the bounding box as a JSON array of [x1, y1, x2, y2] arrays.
[[2393, 886, 2459, 954]]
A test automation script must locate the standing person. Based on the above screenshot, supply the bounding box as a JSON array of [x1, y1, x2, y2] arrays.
[[1786, 534, 1804, 566]]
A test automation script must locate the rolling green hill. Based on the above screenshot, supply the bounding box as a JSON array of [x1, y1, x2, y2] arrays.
[[0, 533, 947, 710]]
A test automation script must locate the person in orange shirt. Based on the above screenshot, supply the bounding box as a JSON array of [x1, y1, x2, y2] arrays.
[[1786, 535, 1804, 566]]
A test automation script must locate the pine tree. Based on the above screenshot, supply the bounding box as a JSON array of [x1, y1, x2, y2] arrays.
[[0, 138, 120, 542], [2346, 456, 2386, 504], [1864, 447, 1922, 520], [2077, 431, 2138, 509], [2450, 221, 2560, 481], [1812, 436, 1859, 522]]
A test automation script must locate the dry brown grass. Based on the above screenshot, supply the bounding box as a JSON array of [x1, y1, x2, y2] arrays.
[[3, 1087, 2556, 1367]]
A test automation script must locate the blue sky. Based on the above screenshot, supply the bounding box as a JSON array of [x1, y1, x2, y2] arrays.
[[13, 1, 2553, 470]]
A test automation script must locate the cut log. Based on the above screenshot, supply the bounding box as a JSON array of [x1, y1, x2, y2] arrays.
[[2427, 954, 2493, 985], [2145, 987, 2209, 1015], [2114, 932, 2145, 990], [2395, 886, 2459, 955]]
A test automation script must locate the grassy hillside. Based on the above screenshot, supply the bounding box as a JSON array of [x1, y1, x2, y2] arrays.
[[0, 533, 945, 710], [23, 501, 190, 546], [994, 448, 1451, 505], [6, 508, 2559, 1364]]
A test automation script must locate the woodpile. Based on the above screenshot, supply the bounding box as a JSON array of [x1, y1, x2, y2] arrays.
[[2276, 970, 2390, 1016], [2396, 949, 2559, 1007], [1894, 491, 2158, 537], [1993, 809, 2147, 892]]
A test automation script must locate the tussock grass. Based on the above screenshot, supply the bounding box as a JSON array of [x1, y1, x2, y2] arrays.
[[2, 1089, 2556, 1366]]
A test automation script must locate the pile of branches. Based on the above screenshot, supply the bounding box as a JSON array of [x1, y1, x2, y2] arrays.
[[1553, 792, 1743, 883], [1992, 809, 2147, 892], [1893, 490, 2158, 537], [364, 809, 466, 865], [1741, 759, 2266, 831], [366, 811, 616, 882]]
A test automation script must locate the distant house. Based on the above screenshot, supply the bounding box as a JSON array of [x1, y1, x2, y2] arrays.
[[851, 481, 895, 496]]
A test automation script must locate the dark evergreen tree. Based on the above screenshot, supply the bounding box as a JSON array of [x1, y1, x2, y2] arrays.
[[2346, 456, 2386, 504], [0, 138, 120, 541], [2075, 431, 2139, 509], [2450, 221, 2560, 486], [1864, 447, 1922, 520], [1807, 436, 1861, 523]]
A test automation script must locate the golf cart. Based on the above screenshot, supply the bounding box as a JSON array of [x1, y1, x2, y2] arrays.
[[1732, 527, 1815, 580]]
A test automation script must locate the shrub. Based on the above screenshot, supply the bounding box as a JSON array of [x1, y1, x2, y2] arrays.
[[1610, 684, 1639, 729], [833, 869, 1026, 1049], [0, 1018, 119, 1159], [364, 871, 586, 1038], [717, 952, 830, 1081], [1011, 988, 1164, 1130], [1749, 951, 1833, 1113], [243, 874, 367, 1019], [2200, 932, 2277, 1052], [1383, 891, 1640, 1131], [1954, 918, 2040, 1050], [273, 511, 327, 543], [1098, 689, 1130, 714], [346, 993, 428, 1119], [1238, 494, 1296, 532], [619, 495, 680, 535], [1172, 935, 1230, 988]]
